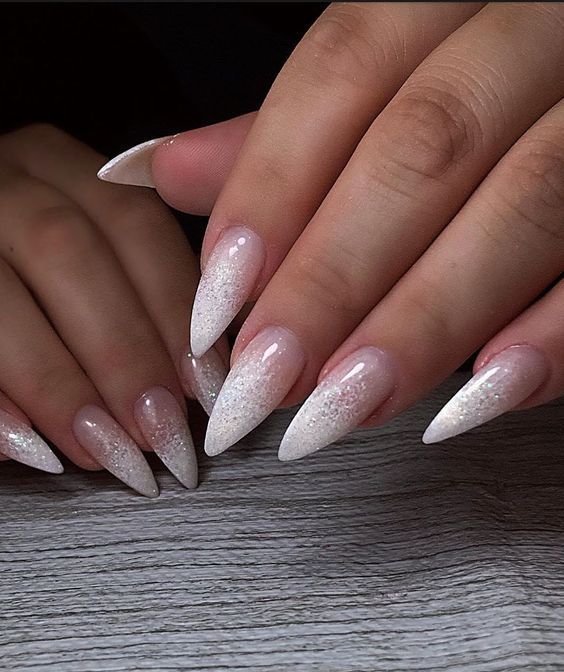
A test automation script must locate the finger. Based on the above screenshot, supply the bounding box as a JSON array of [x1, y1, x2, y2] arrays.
[[278, 96, 564, 460], [0, 174, 193, 490], [0, 256, 100, 471], [97, 112, 256, 213], [203, 2, 564, 455], [3, 124, 228, 415], [189, 2, 483, 356], [422, 279, 564, 443], [152, 112, 256, 214]]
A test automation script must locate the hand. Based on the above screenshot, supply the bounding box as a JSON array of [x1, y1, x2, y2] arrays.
[[102, 3, 564, 460], [0, 124, 228, 494]]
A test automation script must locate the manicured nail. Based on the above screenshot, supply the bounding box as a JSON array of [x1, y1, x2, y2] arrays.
[[0, 409, 63, 473], [97, 136, 171, 188], [190, 227, 265, 358], [205, 326, 305, 457], [181, 347, 229, 415], [134, 387, 198, 489], [423, 345, 548, 444], [278, 347, 395, 461], [73, 405, 159, 498]]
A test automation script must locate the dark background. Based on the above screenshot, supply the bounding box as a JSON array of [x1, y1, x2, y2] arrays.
[[0, 3, 325, 152], [0, 2, 325, 249]]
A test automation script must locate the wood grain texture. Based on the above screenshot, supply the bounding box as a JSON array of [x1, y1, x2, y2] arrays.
[[1, 373, 563, 671]]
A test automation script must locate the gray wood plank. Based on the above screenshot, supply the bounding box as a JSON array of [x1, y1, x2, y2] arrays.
[[1, 373, 563, 671]]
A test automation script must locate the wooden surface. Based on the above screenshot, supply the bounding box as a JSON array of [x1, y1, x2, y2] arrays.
[[1, 373, 563, 671]]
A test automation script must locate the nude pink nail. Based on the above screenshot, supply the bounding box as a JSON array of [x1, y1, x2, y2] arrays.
[[181, 347, 228, 416], [97, 136, 172, 188], [73, 405, 158, 498], [134, 387, 198, 489], [204, 326, 305, 457], [423, 345, 548, 444], [0, 409, 63, 473], [190, 227, 265, 357], [278, 347, 395, 461]]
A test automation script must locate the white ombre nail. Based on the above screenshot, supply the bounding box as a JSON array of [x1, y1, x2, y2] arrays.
[[190, 227, 265, 358], [0, 409, 63, 474], [204, 326, 305, 457], [423, 345, 547, 444], [181, 347, 229, 416], [279, 347, 395, 461], [97, 136, 171, 187], [73, 405, 159, 498], [134, 387, 198, 489]]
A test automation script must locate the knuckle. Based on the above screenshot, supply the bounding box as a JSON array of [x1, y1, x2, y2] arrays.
[[19, 122, 65, 145], [493, 136, 564, 243], [22, 205, 94, 261], [292, 4, 383, 92], [290, 249, 365, 317], [26, 363, 86, 401], [381, 86, 480, 181]]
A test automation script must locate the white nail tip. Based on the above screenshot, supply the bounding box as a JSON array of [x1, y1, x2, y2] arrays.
[[97, 137, 170, 188], [190, 227, 265, 358], [278, 347, 395, 461], [204, 326, 305, 457], [422, 345, 547, 444], [135, 387, 198, 490], [0, 410, 64, 473]]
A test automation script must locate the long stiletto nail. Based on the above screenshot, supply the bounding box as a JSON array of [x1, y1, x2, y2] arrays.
[[181, 347, 229, 415], [278, 347, 395, 461], [134, 387, 198, 489], [423, 345, 547, 444], [73, 405, 159, 498], [190, 227, 265, 358], [204, 326, 305, 457], [0, 409, 63, 473], [97, 136, 171, 187]]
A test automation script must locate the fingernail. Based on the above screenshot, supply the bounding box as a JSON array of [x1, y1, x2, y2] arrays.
[[134, 387, 198, 489], [181, 347, 229, 415], [205, 326, 305, 456], [73, 405, 159, 498], [0, 409, 63, 473], [97, 136, 171, 188], [423, 345, 548, 444], [278, 347, 395, 461], [190, 226, 265, 357]]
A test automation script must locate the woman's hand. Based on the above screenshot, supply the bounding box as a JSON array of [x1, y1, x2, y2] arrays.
[[0, 124, 228, 494], [103, 3, 564, 460]]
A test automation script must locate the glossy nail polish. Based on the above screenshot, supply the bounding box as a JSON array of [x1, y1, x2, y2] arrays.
[[73, 405, 159, 498], [97, 136, 171, 188], [0, 409, 63, 473], [278, 347, 395, 461], [190, 227, 265, 358], [134, 387, 198, 489], [181, 347, 229, 415], [423, 345, 547, 444], [204, 326, 305, 457]]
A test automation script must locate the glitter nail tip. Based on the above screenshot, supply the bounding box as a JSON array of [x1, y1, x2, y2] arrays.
[[278, 347, 395, 462], [422, 345, 548, 444], [181, 347, 229, 416], [0, 410, 64, 474], [190, 227, 265, 358], [73, 405, 159, 498], [97, 137, 169, 188], [134, 387, 198, 489], [204, 326, 305, 457]]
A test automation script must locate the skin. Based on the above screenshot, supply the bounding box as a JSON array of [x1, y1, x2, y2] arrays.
[[0, 124, 203, 468], [153, 2, 564, 426]]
